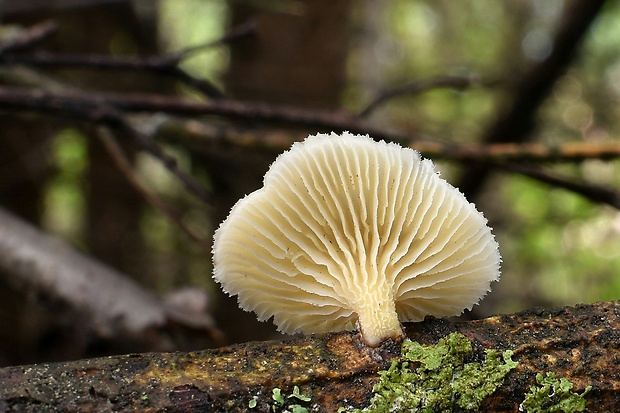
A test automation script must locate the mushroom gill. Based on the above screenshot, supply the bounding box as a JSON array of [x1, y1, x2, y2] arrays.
[[213, 132, 501, 347]]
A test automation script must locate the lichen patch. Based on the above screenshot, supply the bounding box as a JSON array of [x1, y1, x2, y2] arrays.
[[339, 332, 517, 412]]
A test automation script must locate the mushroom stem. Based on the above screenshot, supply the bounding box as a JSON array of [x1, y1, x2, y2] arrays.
[[354, 284, 403, 347]]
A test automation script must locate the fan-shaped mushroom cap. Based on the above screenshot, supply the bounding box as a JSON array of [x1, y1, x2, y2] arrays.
[[213, 132, 501, 347]]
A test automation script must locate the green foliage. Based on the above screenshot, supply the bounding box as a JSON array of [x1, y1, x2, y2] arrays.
[[157, 0, 227, 83], [340, 333, 517, 412], [519, 372, 591, 413], [499, 175, 620, 310], [42, 128, 88, 243]]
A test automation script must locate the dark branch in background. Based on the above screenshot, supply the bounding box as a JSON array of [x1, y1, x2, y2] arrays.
[[0, 84, 619, 210], [107, 110, 216, 205], [2, 84, 620, 163], [97, 127, 212, 249], [358, 74, 496, 117], [0, 84, 429, 145], [0, 85, 214, 204], [0, 19, 258, 98], [457, 0, 607, 197], [0, 20, 58, 54], [429, 140, 620, 163], [504, 164, 620, 210], [0, 18, 618, 212]]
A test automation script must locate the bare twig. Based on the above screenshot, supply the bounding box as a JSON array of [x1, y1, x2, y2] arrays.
[[422, 140, 620, 163], [0, 84, 618, 209], [109, 111, 215, 205], [2, 84, 620, 164], [5, 50, 225, 100], [504, 164, 620, 209], [0, 85, 214, 204], [1, 20, 257, 97], [156, 117, 620, 163], [169, 18, 258, 61], [0, 84, 430, 145], [97, 127, 212, 249], [0, 20, 58, 55], [3, 83, 620, 164], [359, 74, 494, 117]]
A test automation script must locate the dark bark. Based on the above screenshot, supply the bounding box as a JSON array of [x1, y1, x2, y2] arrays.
[[0, 300, 618, 412]]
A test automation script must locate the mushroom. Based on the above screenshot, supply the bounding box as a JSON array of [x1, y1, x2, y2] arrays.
[[212, 132, 501, 347]]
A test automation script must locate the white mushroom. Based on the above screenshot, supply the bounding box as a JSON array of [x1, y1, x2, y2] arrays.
[[212, 132, 501, 347]]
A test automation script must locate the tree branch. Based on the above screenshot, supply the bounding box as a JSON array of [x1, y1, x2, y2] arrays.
[[4, 84, 620, 163], [0, 20, 58, 55], [0, 206, 165, 343], [96, 127, 211, 249], [0, 206, 222, 350], [504, 163, 620, 209], [359, 74, 495, 117], [0, 300, 617, 411], [0, 19, 257, 98], [1, 83, 618, 210]]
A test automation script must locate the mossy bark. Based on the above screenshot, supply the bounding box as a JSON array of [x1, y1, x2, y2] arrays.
[[1, 300, 618, 412]]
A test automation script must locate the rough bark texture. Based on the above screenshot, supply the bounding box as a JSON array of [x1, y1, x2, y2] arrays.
[[0, 300, 618, 412]]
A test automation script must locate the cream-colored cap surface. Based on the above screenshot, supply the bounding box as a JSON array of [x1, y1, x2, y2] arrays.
[[213, 132, 501, 347]]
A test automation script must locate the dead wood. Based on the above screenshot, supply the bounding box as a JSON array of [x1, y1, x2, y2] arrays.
[[0, 300, 618, 412], [0, 206, 222, 354]]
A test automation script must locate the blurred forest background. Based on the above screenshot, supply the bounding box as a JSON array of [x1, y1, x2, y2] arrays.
[[0, 0, 619, 367]]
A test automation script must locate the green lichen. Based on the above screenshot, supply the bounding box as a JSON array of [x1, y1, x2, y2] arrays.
[[289, 385, 312, 402], [272, 388, 286, 404], [340, 332, 518, 412], [251, 386, 311, 412], [519, 372, 591, 413]]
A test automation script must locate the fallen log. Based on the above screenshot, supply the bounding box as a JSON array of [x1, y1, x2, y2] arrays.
[[0, 300, 618, 412]]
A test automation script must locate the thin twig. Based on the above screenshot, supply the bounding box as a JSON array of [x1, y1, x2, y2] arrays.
[[156, 117, 620, 164], [0, 85, 214, 204], [2, 85, 620, 163], [6, 51, 225, 99], [0, 84, 618, 209], [169, 19, 258, 61], [0, 84, 429, 145], [109, 112, 215, 205], [1, 20, 257, 98], [0, 20, 58, 55], [359, 74, 494, 117], [503, 164, 620, 209], [422, 140, 620, 163], [97, 127, 211, 250]]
